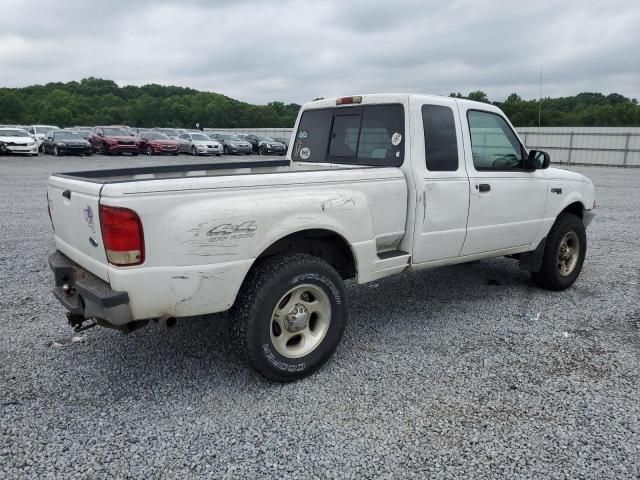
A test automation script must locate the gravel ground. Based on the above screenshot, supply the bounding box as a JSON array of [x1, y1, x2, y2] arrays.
[[1, 154, 638, 479]]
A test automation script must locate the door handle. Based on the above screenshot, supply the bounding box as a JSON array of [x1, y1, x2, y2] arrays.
[[477, 184, 491, 193], [62, 190, 71, 199]]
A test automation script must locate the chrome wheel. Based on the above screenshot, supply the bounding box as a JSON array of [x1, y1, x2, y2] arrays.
[[270, 284, 332, 358], [557, 231, 580, 276], [146, 146, 152, 155]]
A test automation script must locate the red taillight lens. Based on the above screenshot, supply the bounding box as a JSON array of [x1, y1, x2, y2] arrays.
[[99, 205, 145, 266], [336, 96, 362, 105]]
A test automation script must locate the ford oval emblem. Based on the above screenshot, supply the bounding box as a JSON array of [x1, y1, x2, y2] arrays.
[[89, 236, 99, 247]]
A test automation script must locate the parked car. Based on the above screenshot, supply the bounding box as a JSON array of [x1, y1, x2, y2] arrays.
[[73, 127, 93, 140], [0, 127, 39, 156], [89, 126, 139, 155], [241, 134, 260, 152], [152, 128, 180, 139], [254, 135, 287, 155], [28, 125, 59, 152], [45, 94, 596, 381], [273, 137, 290, 150], [42, 130, 93, 156], [209, 133, 253, 155], [177, 132, 223, 156], [138, 132, 179, 155]]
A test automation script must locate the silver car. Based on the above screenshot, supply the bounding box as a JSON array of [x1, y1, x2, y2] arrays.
[[178, 132, 223, 156]]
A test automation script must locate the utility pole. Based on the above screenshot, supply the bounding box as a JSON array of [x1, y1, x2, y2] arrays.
[[538, 68, 542, 128]]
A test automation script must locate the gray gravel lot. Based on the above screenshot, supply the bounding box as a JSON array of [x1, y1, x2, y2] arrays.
[[1, 154, 639, 479]]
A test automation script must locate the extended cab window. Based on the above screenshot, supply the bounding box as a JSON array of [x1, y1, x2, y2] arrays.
[[292, 104, 404, 166], [467, 110, 525, 170], [422, 105, 458, 171]]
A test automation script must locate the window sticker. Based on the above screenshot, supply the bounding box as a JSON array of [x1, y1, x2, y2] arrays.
[[298, 130, 309, 139], [391, 132, 402, 146], [299, 147, 311, 160]]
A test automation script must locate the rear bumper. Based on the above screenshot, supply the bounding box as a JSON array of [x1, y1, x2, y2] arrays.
[[49, 251, 133, 326]]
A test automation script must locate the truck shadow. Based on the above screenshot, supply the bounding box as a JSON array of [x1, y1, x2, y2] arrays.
[[69, 256, 545, 392]]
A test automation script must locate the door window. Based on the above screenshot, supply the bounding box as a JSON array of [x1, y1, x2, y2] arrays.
[[467, 110, 524, 170]]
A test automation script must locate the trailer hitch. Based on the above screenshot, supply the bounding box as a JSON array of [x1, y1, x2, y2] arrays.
[[66, 313, 97, 333]]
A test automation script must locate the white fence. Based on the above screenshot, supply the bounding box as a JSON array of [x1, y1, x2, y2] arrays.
[[206, 127, 640, 167]]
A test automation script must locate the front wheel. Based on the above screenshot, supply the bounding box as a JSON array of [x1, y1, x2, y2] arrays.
[[532, 213, 586, 291], [53, 146, 60, 156], [145, 145, 153, 156], [229, 254, 347, 382], [191, 146, 198, 156]]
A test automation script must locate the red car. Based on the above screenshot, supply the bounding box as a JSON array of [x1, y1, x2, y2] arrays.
[[138, 131, 179, 156], [89, 126, 139, 155]]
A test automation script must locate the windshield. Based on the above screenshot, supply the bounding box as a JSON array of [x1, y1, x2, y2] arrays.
[[155, 129, 178, 136], [145, 132, 170, 140], [35, 126, 57, 134], [54, 131, 82, 140], [191, 133, 211, 141], [0, 129, 30, 138], [220, 134, 243, 141], [258, 136, 275, 142], [103, 128, 129, 136]]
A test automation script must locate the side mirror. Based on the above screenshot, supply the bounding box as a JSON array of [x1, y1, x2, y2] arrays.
[[526, 149, 550, 170], [97, 132, 104, 137]]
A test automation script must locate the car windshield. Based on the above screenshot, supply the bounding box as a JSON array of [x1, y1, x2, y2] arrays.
[[103, 128, 129, 136], [191, 133, 211, 141], [0, 129, 30, 137], [220, 134, 243, 141], [36, 126, 57, 134], [258, 136, 275, 142], [55, 131, 82, 140], [75, 131, 90, 139], [145, 133, 169, 140], [156, 129, 178, 136]]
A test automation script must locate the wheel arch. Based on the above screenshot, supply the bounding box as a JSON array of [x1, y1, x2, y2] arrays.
[[252, 228, 357, 280]]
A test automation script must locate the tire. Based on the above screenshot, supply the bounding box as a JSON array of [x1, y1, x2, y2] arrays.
[[216, 153, 221, 157], [229, 254, 347, 382], [132, 152, 138, 156], [532, 213, 586, 291], [53, 146, 60, 156], [102, 143, 111, 155], [85, 152, 93, 157], [258, 146, 267, 155], [145, 146, 153, 156], [191, 146, 198, 156], [223, 146, 229, 156]]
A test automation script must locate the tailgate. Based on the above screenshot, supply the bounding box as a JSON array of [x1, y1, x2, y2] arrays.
[[48, 175, 109, 281]]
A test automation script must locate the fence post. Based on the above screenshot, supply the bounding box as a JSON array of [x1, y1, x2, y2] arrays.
[[567, 131, 574, 165], [623, 133, 631, 168]]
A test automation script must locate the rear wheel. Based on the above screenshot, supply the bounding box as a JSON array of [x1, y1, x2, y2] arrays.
[[532, 213, 586, 291], [229, 254, 347, 382]]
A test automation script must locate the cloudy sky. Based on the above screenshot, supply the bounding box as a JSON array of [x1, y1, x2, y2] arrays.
[[1, 0, 639, 104]]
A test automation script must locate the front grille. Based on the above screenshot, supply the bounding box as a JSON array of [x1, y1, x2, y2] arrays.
[[5, 142, 28, 146], [117, 140, 134, 146]]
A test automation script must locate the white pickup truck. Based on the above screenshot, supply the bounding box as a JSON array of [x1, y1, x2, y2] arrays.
[[48, 94, 595, 381]]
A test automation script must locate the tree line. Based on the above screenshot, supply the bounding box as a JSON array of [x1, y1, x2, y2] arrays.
[[0, 78, 638, 128], [450, 91, 640, 126], [0, 78, 300, 129]]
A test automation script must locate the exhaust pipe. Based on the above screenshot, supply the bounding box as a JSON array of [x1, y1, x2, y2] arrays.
[[158, 315, 177, 329]]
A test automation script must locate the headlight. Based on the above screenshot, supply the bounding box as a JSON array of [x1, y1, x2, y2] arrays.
[[197, 144, 206, 149], [56, 142, 67, 147], [28, 141, 36, 146]]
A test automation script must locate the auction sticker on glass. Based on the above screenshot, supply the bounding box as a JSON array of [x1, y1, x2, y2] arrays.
[[299, 147, 311, 160], [391, 132, 402, 146]]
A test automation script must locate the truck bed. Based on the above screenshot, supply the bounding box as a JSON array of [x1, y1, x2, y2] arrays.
[[53, 159, 365, 184]]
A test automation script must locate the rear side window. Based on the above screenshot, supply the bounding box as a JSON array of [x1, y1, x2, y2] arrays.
[[422, 105, 458, 171], [292, 104, 404, 166]]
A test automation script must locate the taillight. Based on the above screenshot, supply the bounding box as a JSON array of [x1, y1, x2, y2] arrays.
[[99, 205, 145, 266], [336, 96, 362, 105]]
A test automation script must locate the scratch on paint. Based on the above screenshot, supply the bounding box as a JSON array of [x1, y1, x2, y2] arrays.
[[321, 197, 355, 212]]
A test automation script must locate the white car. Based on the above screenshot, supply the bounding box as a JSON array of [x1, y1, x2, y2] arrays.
[[47, 93, 595, 382], [177, 132, 223, 156], [28, 125, 59, 152], [0, 127, 39, 156]]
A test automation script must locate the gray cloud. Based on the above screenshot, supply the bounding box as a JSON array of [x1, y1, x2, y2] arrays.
[[0, 0, 638, 104]]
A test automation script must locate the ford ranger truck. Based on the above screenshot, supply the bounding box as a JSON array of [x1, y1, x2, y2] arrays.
[[47, 94, 595, 382]]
